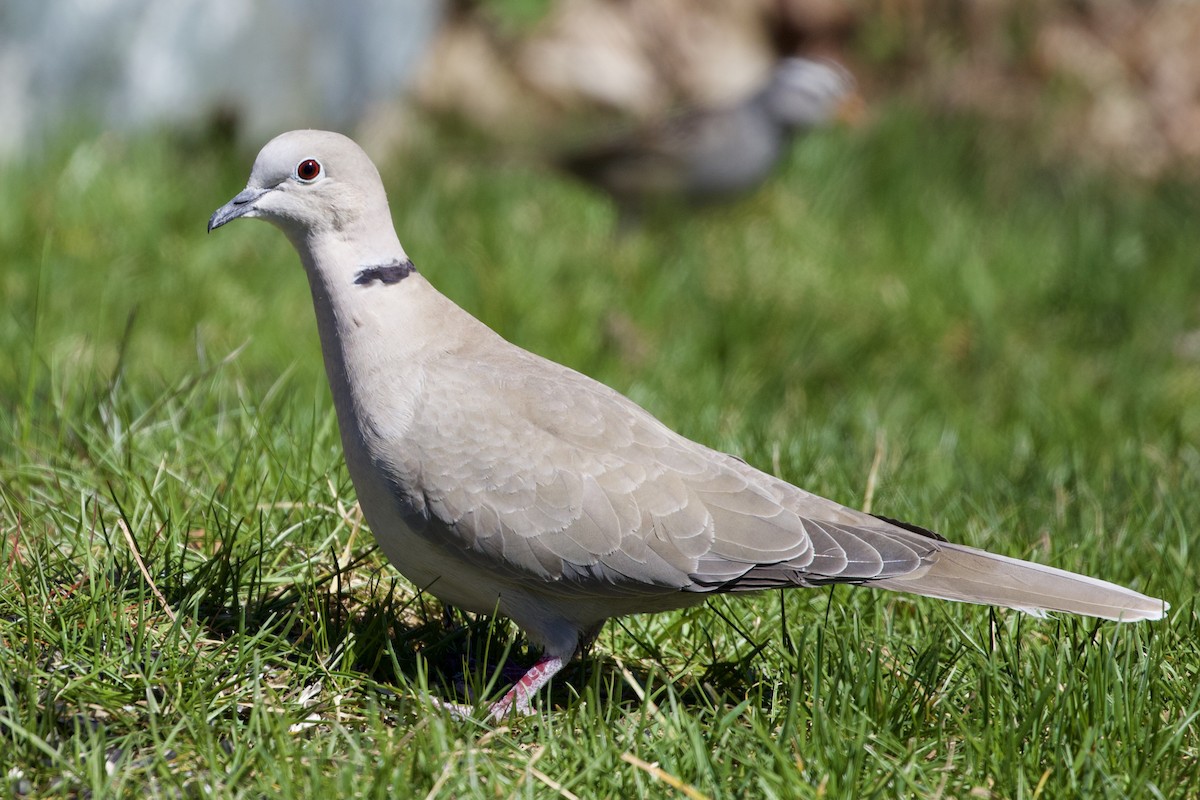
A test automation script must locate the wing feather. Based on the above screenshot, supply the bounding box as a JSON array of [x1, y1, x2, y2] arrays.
[[399, 348, 945, 595]]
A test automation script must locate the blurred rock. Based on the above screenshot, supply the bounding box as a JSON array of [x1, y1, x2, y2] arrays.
[[855, 0, 1200, 178], [412, 0, 856, 135], [410, 7, 548, 134], [515, 0, 772, 115], [1036, 1, 1200, 177]]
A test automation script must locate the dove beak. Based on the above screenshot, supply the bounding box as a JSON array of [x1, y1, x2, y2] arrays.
[[208, 186, 270, 232]]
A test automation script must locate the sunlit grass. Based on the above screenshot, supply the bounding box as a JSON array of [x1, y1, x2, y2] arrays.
[[1, 107, 1198, 798]]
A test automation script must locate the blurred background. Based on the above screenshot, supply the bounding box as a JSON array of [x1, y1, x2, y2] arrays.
[[2, 5, 1199, 795], [3, 0, 1199, 177]]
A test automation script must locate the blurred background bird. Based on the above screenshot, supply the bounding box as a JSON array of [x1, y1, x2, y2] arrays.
[[558, 57, 861, 225]]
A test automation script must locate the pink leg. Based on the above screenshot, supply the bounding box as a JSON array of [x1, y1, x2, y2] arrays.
[[485, 655, 564, 721]]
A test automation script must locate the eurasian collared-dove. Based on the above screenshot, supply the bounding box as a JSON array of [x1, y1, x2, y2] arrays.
[[208, 130, 1167, 721], [560, 58, 858, 218]]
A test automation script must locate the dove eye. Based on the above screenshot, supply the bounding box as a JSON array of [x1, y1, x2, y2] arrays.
[[296, 159, 322, 182]]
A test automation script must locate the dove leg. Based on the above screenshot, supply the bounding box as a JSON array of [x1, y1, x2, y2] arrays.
[[485, 655, 565, 720]]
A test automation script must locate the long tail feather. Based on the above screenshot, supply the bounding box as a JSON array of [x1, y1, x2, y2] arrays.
[[874, 540, 1168, 622]]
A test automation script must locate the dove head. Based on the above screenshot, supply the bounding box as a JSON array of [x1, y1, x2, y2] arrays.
[[761, 58, 855, 130], [208, 130, 404, 265]]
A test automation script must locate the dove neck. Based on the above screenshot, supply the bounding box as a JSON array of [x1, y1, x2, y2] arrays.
[[300, 231, 429, 361], [296, 233, 479, 449]]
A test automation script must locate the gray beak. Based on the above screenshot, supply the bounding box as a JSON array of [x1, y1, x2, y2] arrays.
[[208, 186, 270, 232]]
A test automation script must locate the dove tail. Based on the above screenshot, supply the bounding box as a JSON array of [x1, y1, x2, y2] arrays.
[[873, 541, 1168, 622]]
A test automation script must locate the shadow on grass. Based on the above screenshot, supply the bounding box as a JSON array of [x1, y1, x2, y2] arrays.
[[175, 534, 788, 719]]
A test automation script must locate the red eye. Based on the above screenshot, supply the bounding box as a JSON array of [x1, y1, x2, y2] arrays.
[[297, 159, 321, 181]]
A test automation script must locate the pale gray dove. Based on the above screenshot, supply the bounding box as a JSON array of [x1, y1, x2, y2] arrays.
[[208, 130, 1167, 721]]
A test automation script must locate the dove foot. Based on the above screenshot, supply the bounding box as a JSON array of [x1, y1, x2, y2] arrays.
[[484, 654, 564, 721], [431, 654, 565, 722]]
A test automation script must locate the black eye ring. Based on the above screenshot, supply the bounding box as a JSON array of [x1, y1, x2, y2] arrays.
[[296, 159, 322, 182]]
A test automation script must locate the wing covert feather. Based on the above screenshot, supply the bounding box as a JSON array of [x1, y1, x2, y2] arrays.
[[393, 347, 939, 594]]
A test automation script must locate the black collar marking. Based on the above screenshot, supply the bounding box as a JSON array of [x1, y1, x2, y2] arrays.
[[354, 259, 416, 286]]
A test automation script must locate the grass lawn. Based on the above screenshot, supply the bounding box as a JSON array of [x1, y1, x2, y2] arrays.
[[1, 107, 1198, 798]]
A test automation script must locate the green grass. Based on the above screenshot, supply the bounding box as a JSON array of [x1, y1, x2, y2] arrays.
[[2, 107, 1198, 798]]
